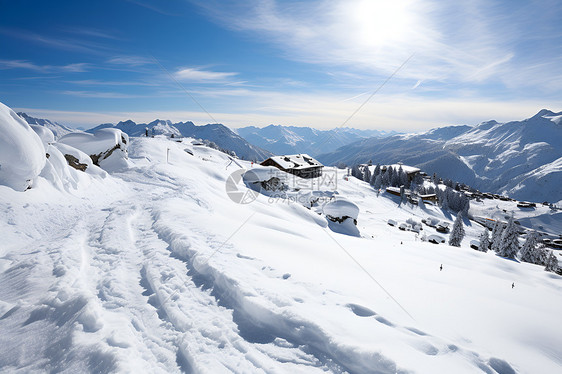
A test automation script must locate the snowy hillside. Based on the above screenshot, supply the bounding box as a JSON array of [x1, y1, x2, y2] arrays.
[[18, 112, 78, 139], [318, 110, 562, 204], [1, 101, 562, 373], [237, 125, 397, 157], [88, 119, 272, 161]]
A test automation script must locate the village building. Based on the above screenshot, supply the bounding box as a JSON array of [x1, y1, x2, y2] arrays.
[[260, 154, 323, 179]]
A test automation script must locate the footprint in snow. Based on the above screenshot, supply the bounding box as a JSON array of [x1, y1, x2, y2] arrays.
[[347, 303, 376, 317]]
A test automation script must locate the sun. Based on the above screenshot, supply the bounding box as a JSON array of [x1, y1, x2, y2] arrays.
[[345, 0, 414, 49]]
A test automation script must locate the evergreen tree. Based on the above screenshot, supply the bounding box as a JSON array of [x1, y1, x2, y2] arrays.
[[544, 250, 559, 272], [351, 165, 361, 179], [374, 163, 381, 178], [387, 166, 396, 186], [363, 166, 372, 183], [478, 228, 490, 252], [448, 212, 465, 247], [373, 174, 382, 192], [498, 216, 519, 259], [369, 171, 377, 186], [520, 231, 539, 263], [490, 221, 504, 253], [440, 189, 449, 211], [381, 170, 390, 188]]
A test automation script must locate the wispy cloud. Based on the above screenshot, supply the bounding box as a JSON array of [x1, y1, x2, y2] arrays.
[[107, 55, 153, 66], [60, 90, 146, 99], [0, 59, 90, 73], [192, 0, 561, 92], [124, 0, 178, 16], [66, 79, 158, 86], [174, 67, 238, 82], [0, 27, 110, 55]]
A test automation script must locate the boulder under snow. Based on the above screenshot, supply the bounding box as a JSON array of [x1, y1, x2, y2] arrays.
[[59, 128, 130, 172], [0, 103, 46, 191]]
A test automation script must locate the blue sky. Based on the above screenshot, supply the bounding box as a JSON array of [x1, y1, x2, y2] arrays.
[[1, 0, 561, 131]]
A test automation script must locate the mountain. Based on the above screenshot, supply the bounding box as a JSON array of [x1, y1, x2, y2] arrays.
[[18, 112, 77, 139], [88, 120, 272, 161], [236, 124, 397, 156], [317, 110, 562, 204]]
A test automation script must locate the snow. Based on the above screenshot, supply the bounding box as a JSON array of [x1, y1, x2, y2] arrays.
[[0, 103, 46, 191], [58, 128, 130, 172], [30, 124, 55, 147], [322, 197, 360, 220], [1, 101, 562, 373], [264, 154, 322, 170]]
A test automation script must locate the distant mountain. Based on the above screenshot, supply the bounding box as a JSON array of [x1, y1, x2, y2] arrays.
[[88, 120, 272, 161], [18, 112, 77, 139], [317, 110, 562, 204], [236, 125, 397, 157]]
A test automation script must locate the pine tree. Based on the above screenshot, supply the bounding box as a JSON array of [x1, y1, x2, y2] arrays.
[[448, 212, 465, 247], [351, 165, 361, 179], [363, 166, 372, 183], [478, 228, 490, 252], [498, 216, 519, 259], [545, 250, 559, 272], [374, 164, 381, 178], [490, 221, 504, 253], [373, 174, 382, 192], [381, 170, 390, 188], [520, 231, 539, 263], [440, 190, 449, 211], [387, 167, 394, 186]]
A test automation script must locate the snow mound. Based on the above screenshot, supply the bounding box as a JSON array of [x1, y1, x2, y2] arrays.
[[59, 128, 130, 172], [322, 197, 359, 220], [322, 197, 360, 236], [31, 125, 55, 147], [243, 166, 288, 193], [0, 102, 46, 191]]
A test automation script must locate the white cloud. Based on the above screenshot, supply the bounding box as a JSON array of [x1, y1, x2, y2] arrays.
[[107, 56, 153, 66], [192, 0, 561, 91], [174, 67, 238, 82], [0, 59, 90, 73]]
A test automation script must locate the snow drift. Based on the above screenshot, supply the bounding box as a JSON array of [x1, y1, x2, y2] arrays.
[[0, 103, 46, 191], [59, 128, 130, 172]]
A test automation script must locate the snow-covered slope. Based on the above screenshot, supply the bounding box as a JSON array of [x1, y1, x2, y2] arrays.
[[18, 112, 77, 139], [318, 110, 562, 204], [1, 98, 562, 373], [237, 125, 397, 157], [88, 120, 272, 161]]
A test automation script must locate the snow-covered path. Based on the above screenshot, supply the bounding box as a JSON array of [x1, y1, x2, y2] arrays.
[[2, 136, 562, 373]]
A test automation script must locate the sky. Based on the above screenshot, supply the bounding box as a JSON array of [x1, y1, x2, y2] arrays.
[[1, 0, 561, 131]]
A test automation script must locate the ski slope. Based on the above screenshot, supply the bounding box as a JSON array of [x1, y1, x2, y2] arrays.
[[1, 133, 562, 373]]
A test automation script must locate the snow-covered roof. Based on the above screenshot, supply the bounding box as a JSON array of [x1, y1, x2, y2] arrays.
[[263, 154, 323, 170]]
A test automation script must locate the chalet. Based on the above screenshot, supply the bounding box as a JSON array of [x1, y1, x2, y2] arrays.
[[260, 154, 323, 179], [385, 187, 437, 203]]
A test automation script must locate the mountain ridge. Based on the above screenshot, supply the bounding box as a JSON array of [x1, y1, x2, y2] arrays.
[[317, 109, 562, 204]]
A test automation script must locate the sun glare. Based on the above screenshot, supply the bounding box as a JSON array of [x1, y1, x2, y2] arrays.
[[345, 0, 413, 48]]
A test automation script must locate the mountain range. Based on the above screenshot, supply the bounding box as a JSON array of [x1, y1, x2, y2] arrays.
[[17, 112, 76, 139], [236, 125, 397, 157], [86, 119, 273, 161], [317, 109, 562, 204]]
